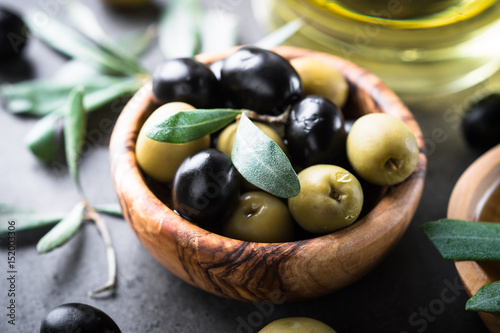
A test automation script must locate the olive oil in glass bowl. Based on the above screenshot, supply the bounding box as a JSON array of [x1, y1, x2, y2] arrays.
[[256, 0, 500, 97]]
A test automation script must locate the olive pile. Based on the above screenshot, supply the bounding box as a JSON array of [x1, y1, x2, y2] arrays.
[[136, 46, 419, 242]]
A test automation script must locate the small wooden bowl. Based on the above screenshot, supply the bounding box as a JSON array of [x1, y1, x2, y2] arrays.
[[110, 46, 427, 302], [448, 144, 500, 333]]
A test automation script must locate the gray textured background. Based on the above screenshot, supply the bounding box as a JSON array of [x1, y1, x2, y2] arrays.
[[0, 0, 497, 332]]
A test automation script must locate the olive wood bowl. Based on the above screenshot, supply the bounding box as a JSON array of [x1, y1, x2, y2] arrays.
[[447, 144, 500, 333], [110, 46, 427, 302]]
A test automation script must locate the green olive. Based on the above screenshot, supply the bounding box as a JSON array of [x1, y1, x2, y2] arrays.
[[222, 191, 294, 243], [290, 57, 349, 108], [136, 102, 210, 182], [346, 113, 419, 186], [259, 317, 337, 333], [216, 121, 288, 157], [288, 165, 363, 234]]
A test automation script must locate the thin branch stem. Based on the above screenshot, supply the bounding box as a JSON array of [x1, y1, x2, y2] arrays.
[[84, 202, 117, 296], [237, 107, 290, 124]]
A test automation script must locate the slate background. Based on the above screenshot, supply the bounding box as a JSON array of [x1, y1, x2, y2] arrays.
[[0, 0, 497, 332]]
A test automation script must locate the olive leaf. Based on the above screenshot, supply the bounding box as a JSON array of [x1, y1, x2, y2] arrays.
[[25, 112, 59, 162], [0, 76, 123, 117], [94, 204, 123, 218], [200, 9, 238, 53], [36, 201, 85, 254], [0, 204, 65, 235], [421, 219, 500, 261], [232, 113, 300, 198], [119, 24, 157, 58], [0, 202, 122, 235], [64, 86, 86, 195], [25, 11, 144, 75], [255, 18, 304, 49], [466, 281, 500, 313], [24, 78, 142, 162], [64, 1, 147, 71], [159, 0, 202, 58], [146, 109, 242, 144]]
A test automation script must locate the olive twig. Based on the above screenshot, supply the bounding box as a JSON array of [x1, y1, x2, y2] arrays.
[[385, 158, 399, 172], [84, 203, 117, 296], [240, 107, 290, 125]]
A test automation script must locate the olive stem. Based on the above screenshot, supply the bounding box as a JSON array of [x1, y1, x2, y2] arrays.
[[385, 158, 399, 172], [240, 107, 290, 125], [84, 202, 117, 296]]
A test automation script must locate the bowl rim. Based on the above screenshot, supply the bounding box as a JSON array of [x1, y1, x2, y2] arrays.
[[448, 144, 500, 333], [110, 45, 427, 301]]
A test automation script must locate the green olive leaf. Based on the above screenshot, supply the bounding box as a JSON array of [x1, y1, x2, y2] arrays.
[[159, 0, 202, 58], [24, 78, 141, 163], [231, 113, 300, 198], [25, 11, 144, 75], [64, 1, 147, 73], [119, 24, 157, 58], [466, 281, 500, 313], [146, 109, 242, 144], [82, 78, 142, 113], [0, 204, 65, 235], [94, 204, 123, 218], [25, 112, 59, 162], [255, 18, 304, 49], [36, 201, 85, 254], [421, 219, 500, 261], [64, 86, 86, 195], [0, 76, 124, 117]]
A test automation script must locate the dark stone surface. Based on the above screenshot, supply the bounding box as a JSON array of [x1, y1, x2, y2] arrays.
[[0, 0, 496, 332]]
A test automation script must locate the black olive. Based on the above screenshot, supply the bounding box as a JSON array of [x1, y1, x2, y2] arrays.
[[462, 93, 500, 150], [0, 7, 28, 60], [172, 148, 240, 227], [152, 58, 220, 108], [286, 96, 346, 168], [209, 58, 224, 80], [40, 303, 121, 333], [344, 118, 356, 137], [219, 45, 302, 115]]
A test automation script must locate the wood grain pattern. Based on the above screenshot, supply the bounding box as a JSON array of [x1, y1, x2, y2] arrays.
[[110, 46, 427, 302], [448, 144, 500, 333]]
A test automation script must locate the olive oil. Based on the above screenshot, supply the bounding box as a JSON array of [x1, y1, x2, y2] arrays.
[[261, 0, 500, 97]]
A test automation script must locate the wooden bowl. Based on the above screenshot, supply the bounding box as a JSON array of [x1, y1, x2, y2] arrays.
[[447, 144, 500, 333], [110, 46, 427, 302]]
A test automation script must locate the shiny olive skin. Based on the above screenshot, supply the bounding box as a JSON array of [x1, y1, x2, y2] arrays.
[[172, 148, 240, 227], [259, 317, 337, 333], [219, 46, 302, 115], [347, 113, 419, 186], [462, 93, 500, 150], [288, 165, 363, 234], [286, 96, 346, 169], [222, 191, 294, 243], [152, 58, 220, 108], [290, 57, 349, 108], [136, 102, 210, 182], [209, 59, 224, 80], [40, 303, 121, 333], [0, 7, 28, 60], [344, 118, 356, 136]]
